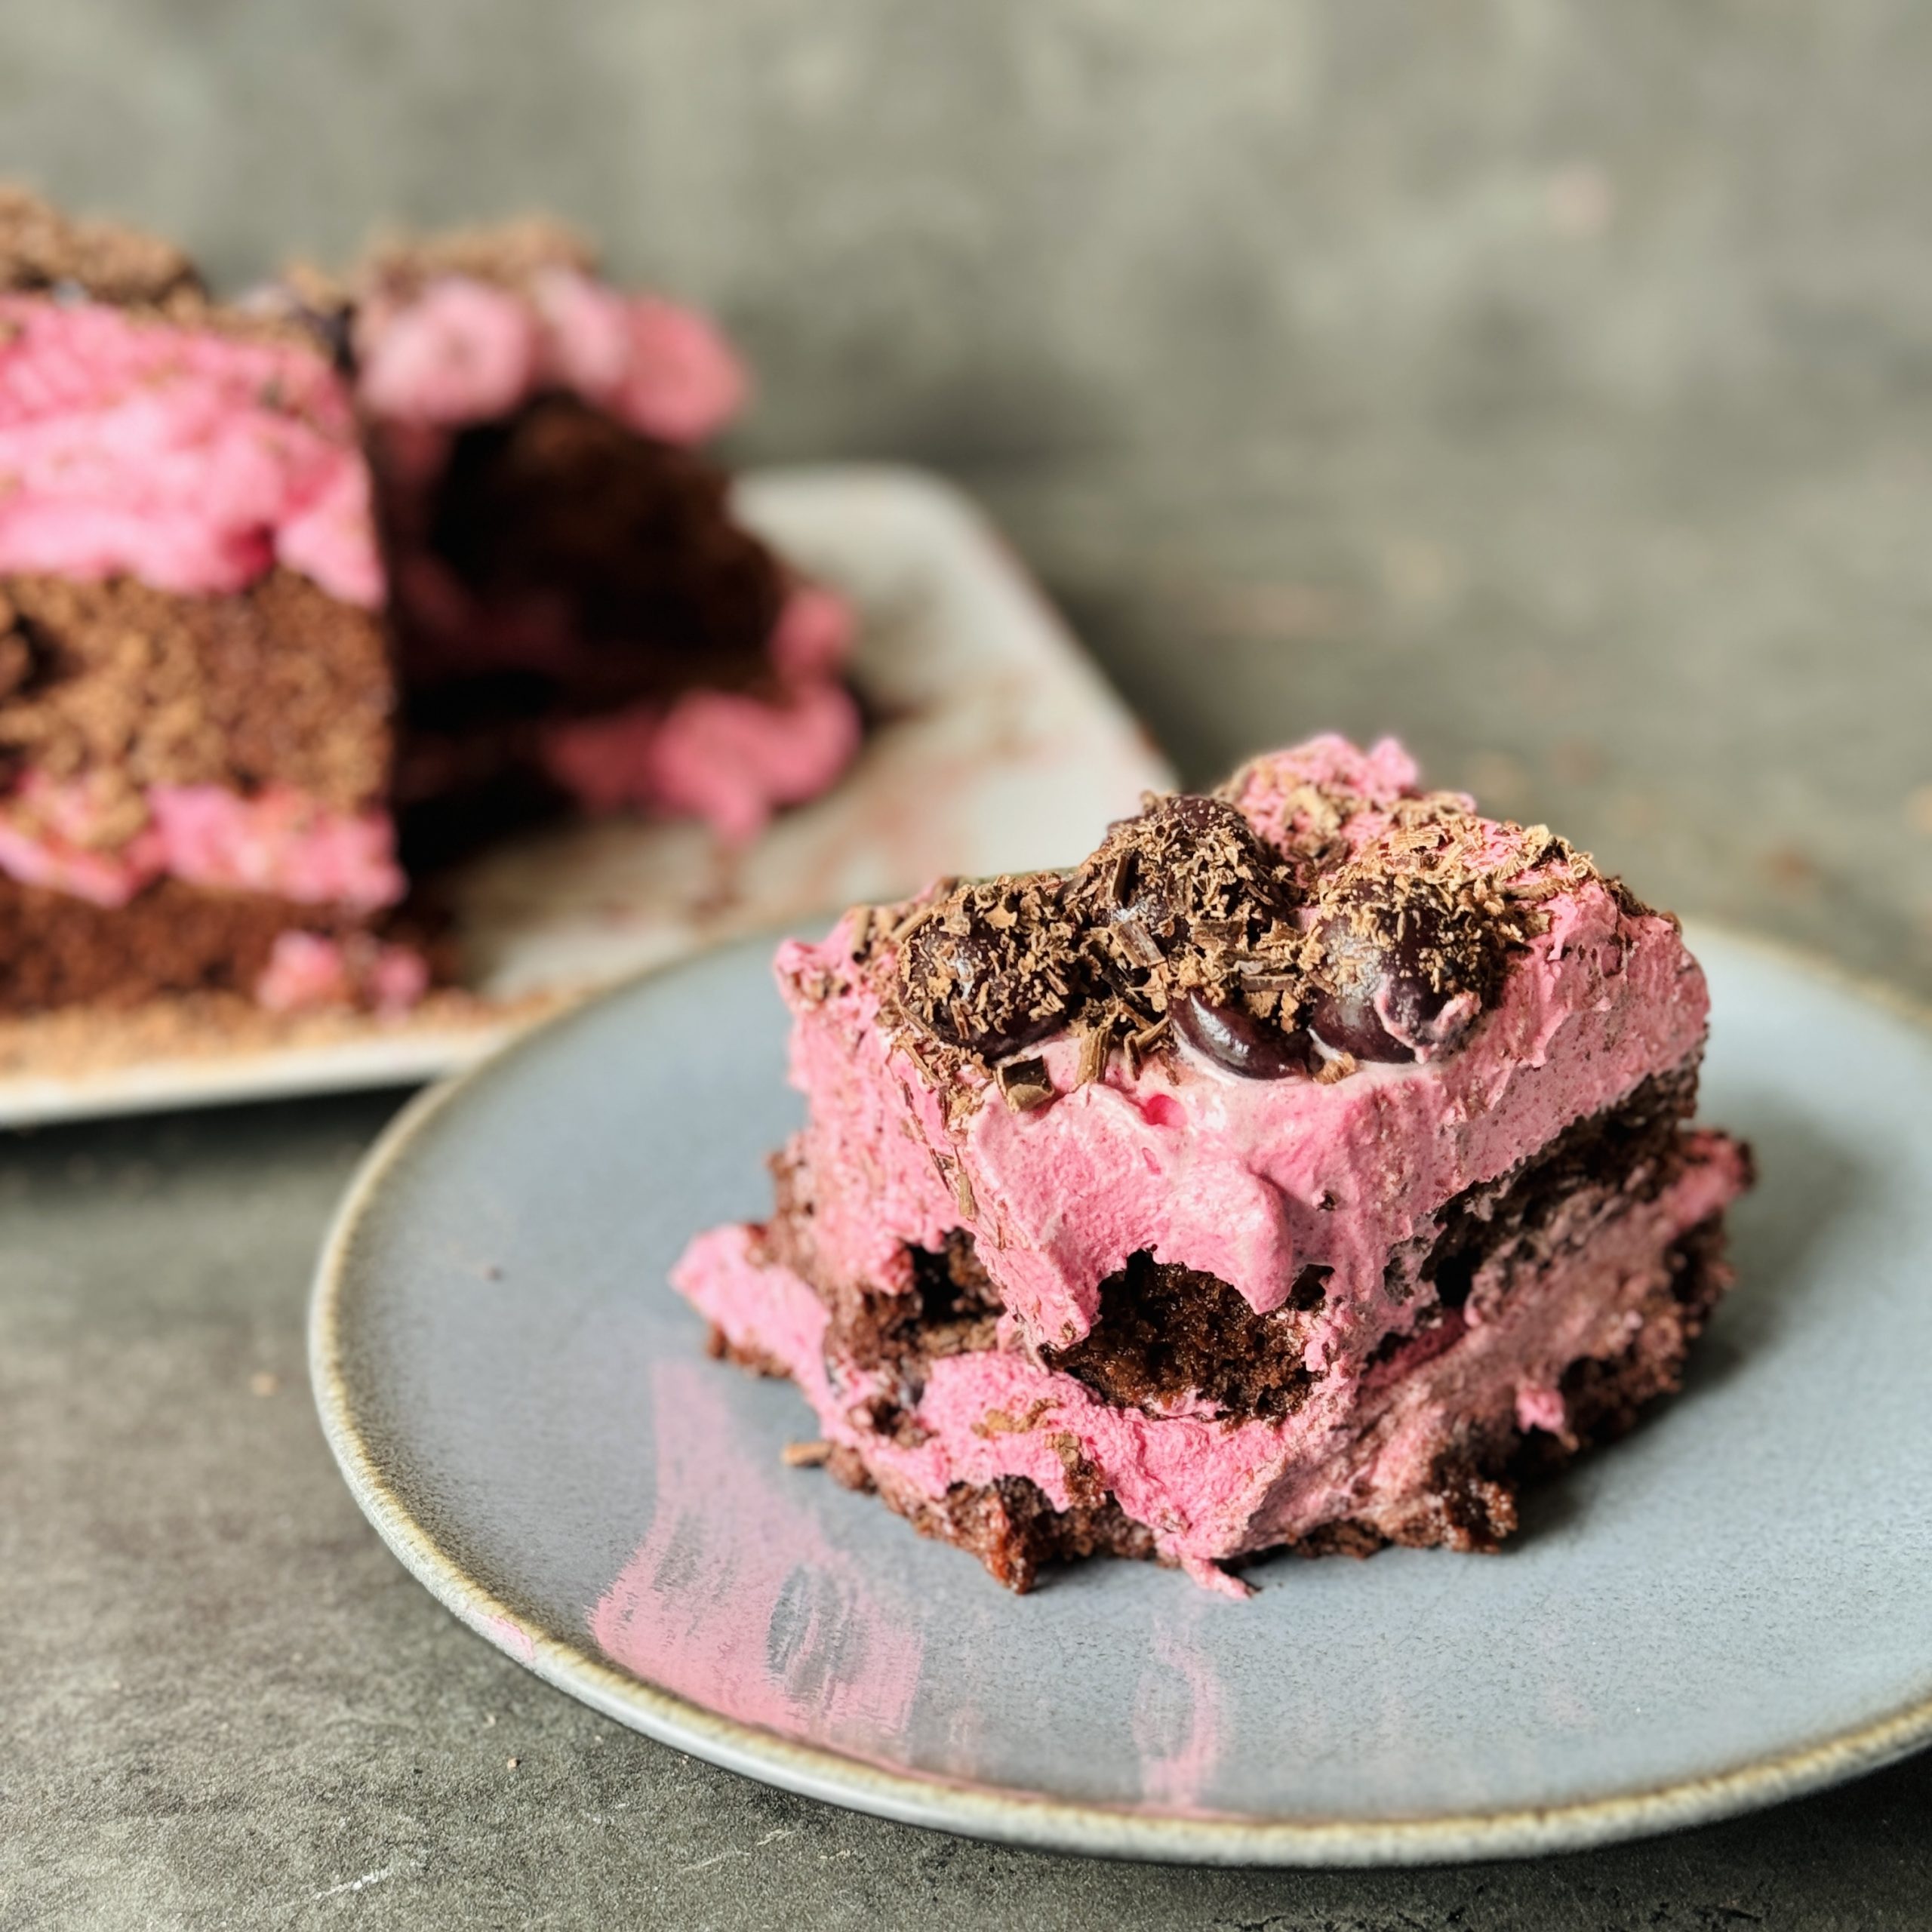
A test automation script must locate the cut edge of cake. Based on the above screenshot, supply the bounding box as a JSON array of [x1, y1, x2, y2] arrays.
[[0, 187, 415, 1017], [672, 734, 1754, 1595], [0, 186, 866, 1025]]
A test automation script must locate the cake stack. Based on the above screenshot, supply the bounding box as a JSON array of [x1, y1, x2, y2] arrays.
[[675, 736, 1752, 1593], [0, 188, 860, 1022]]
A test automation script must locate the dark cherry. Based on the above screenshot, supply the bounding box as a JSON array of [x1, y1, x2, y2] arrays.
[[1171, 990, 1312, 1080], [1100, 793, 1294, 942], [1306, 893, 1481, 1063], [1305, 982, 1410, 1063], [900, 916, 1068, 1063]]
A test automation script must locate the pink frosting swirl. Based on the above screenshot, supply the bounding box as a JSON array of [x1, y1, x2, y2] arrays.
[[357, 270, 746, 446], [0, 297, 382, 605]]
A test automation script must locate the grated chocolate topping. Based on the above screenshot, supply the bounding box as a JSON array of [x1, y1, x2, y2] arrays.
[[0, 184, 202, 309], [353, 217, 595, 305], [886, 767, 1620, 1091]]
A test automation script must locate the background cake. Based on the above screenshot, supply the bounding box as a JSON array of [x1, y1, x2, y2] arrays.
[[343, 220, 860, 867], [0, 191, 863, 1021], [0, 186, 414, 1017], [675, 734, 1753, 1593]]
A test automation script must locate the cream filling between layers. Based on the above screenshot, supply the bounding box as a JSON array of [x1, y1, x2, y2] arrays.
[[773, 872, 1711, 1371], [0, 771, 404, 910], [674, 1134, 1746, 1584]]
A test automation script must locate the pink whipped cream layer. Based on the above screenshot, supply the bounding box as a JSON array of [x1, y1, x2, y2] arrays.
[[537, 585, 861, 844], [355, 269, 745, 446], [770, 737, 1714, 1367], [677, 1135, 1746, 1586], [254, 931, 427, 1014], [0, 297, 381, 606], [0, 771, 404, 910]]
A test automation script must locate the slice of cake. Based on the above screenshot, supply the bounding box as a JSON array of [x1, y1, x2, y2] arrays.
[[341, 220, 860, 866], [0, 187, 419, 1015], [674, 735, 1753, 1595], [0, 191, 863, 1023]]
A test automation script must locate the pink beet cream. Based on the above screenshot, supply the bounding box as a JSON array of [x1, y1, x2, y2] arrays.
[[254, 931, 428, 1014], [670, 734, 1752, 1585], [0, 772, 404, 910], [355, 270, 746, 446], [771, 736, 1712, 1358], [0, 297, 382, 606], [536, 583, 860, 844]]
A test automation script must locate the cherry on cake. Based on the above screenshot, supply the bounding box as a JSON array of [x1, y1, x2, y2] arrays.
[[674, 735, 1753, 1595]]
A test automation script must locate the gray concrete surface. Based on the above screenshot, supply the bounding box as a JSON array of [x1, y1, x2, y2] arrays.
[[4, 2, 1932, 1924], [5, 1094, 1932, 1931]]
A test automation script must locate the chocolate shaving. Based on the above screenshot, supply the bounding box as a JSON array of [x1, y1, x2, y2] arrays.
[[997, 1057, 1056, 1113], [1077, 1025, 1111, 1088]]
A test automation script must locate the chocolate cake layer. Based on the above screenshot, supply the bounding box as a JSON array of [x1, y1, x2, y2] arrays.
[[731, 1215, 1731, 1593], [828, 1454, 1161, 1595], [385, 393, 784, 698], [1421, 1063, 1698, 1313], [764, 1065, 1706, 1429], [1283, 1214, 1734, 1564], [0, 878, 364, 1013], [0, 570, 392, 812]]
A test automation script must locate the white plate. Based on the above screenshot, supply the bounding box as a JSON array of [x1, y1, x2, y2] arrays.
[[312, 926, 1932, 1865], [0, 466, 1172, 1126]]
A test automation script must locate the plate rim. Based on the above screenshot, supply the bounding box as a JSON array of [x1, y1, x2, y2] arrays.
[[308, 921, 1932, 1866]]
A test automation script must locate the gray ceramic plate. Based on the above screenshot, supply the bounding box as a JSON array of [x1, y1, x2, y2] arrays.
[[311, 925, 1932, 1866]]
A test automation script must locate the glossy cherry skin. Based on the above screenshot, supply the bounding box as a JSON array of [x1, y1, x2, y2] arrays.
[[1306, 893, 1481, 1063], [1171, 989, 1313, 1079]]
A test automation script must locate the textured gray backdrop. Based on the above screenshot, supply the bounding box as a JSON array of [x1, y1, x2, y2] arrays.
[[7, 6, 1932, 1928], [5, 0, 1927, 989]]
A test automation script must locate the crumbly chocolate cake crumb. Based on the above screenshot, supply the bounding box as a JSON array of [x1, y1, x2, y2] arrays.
[[383, 393, 786, 709], [0, 570, 393, 814], [1046, 1250, 1324, 1421], [828, 1455, 1163, 1595], [0, 878, 363, 1014], [0, 183, 201, 308]]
